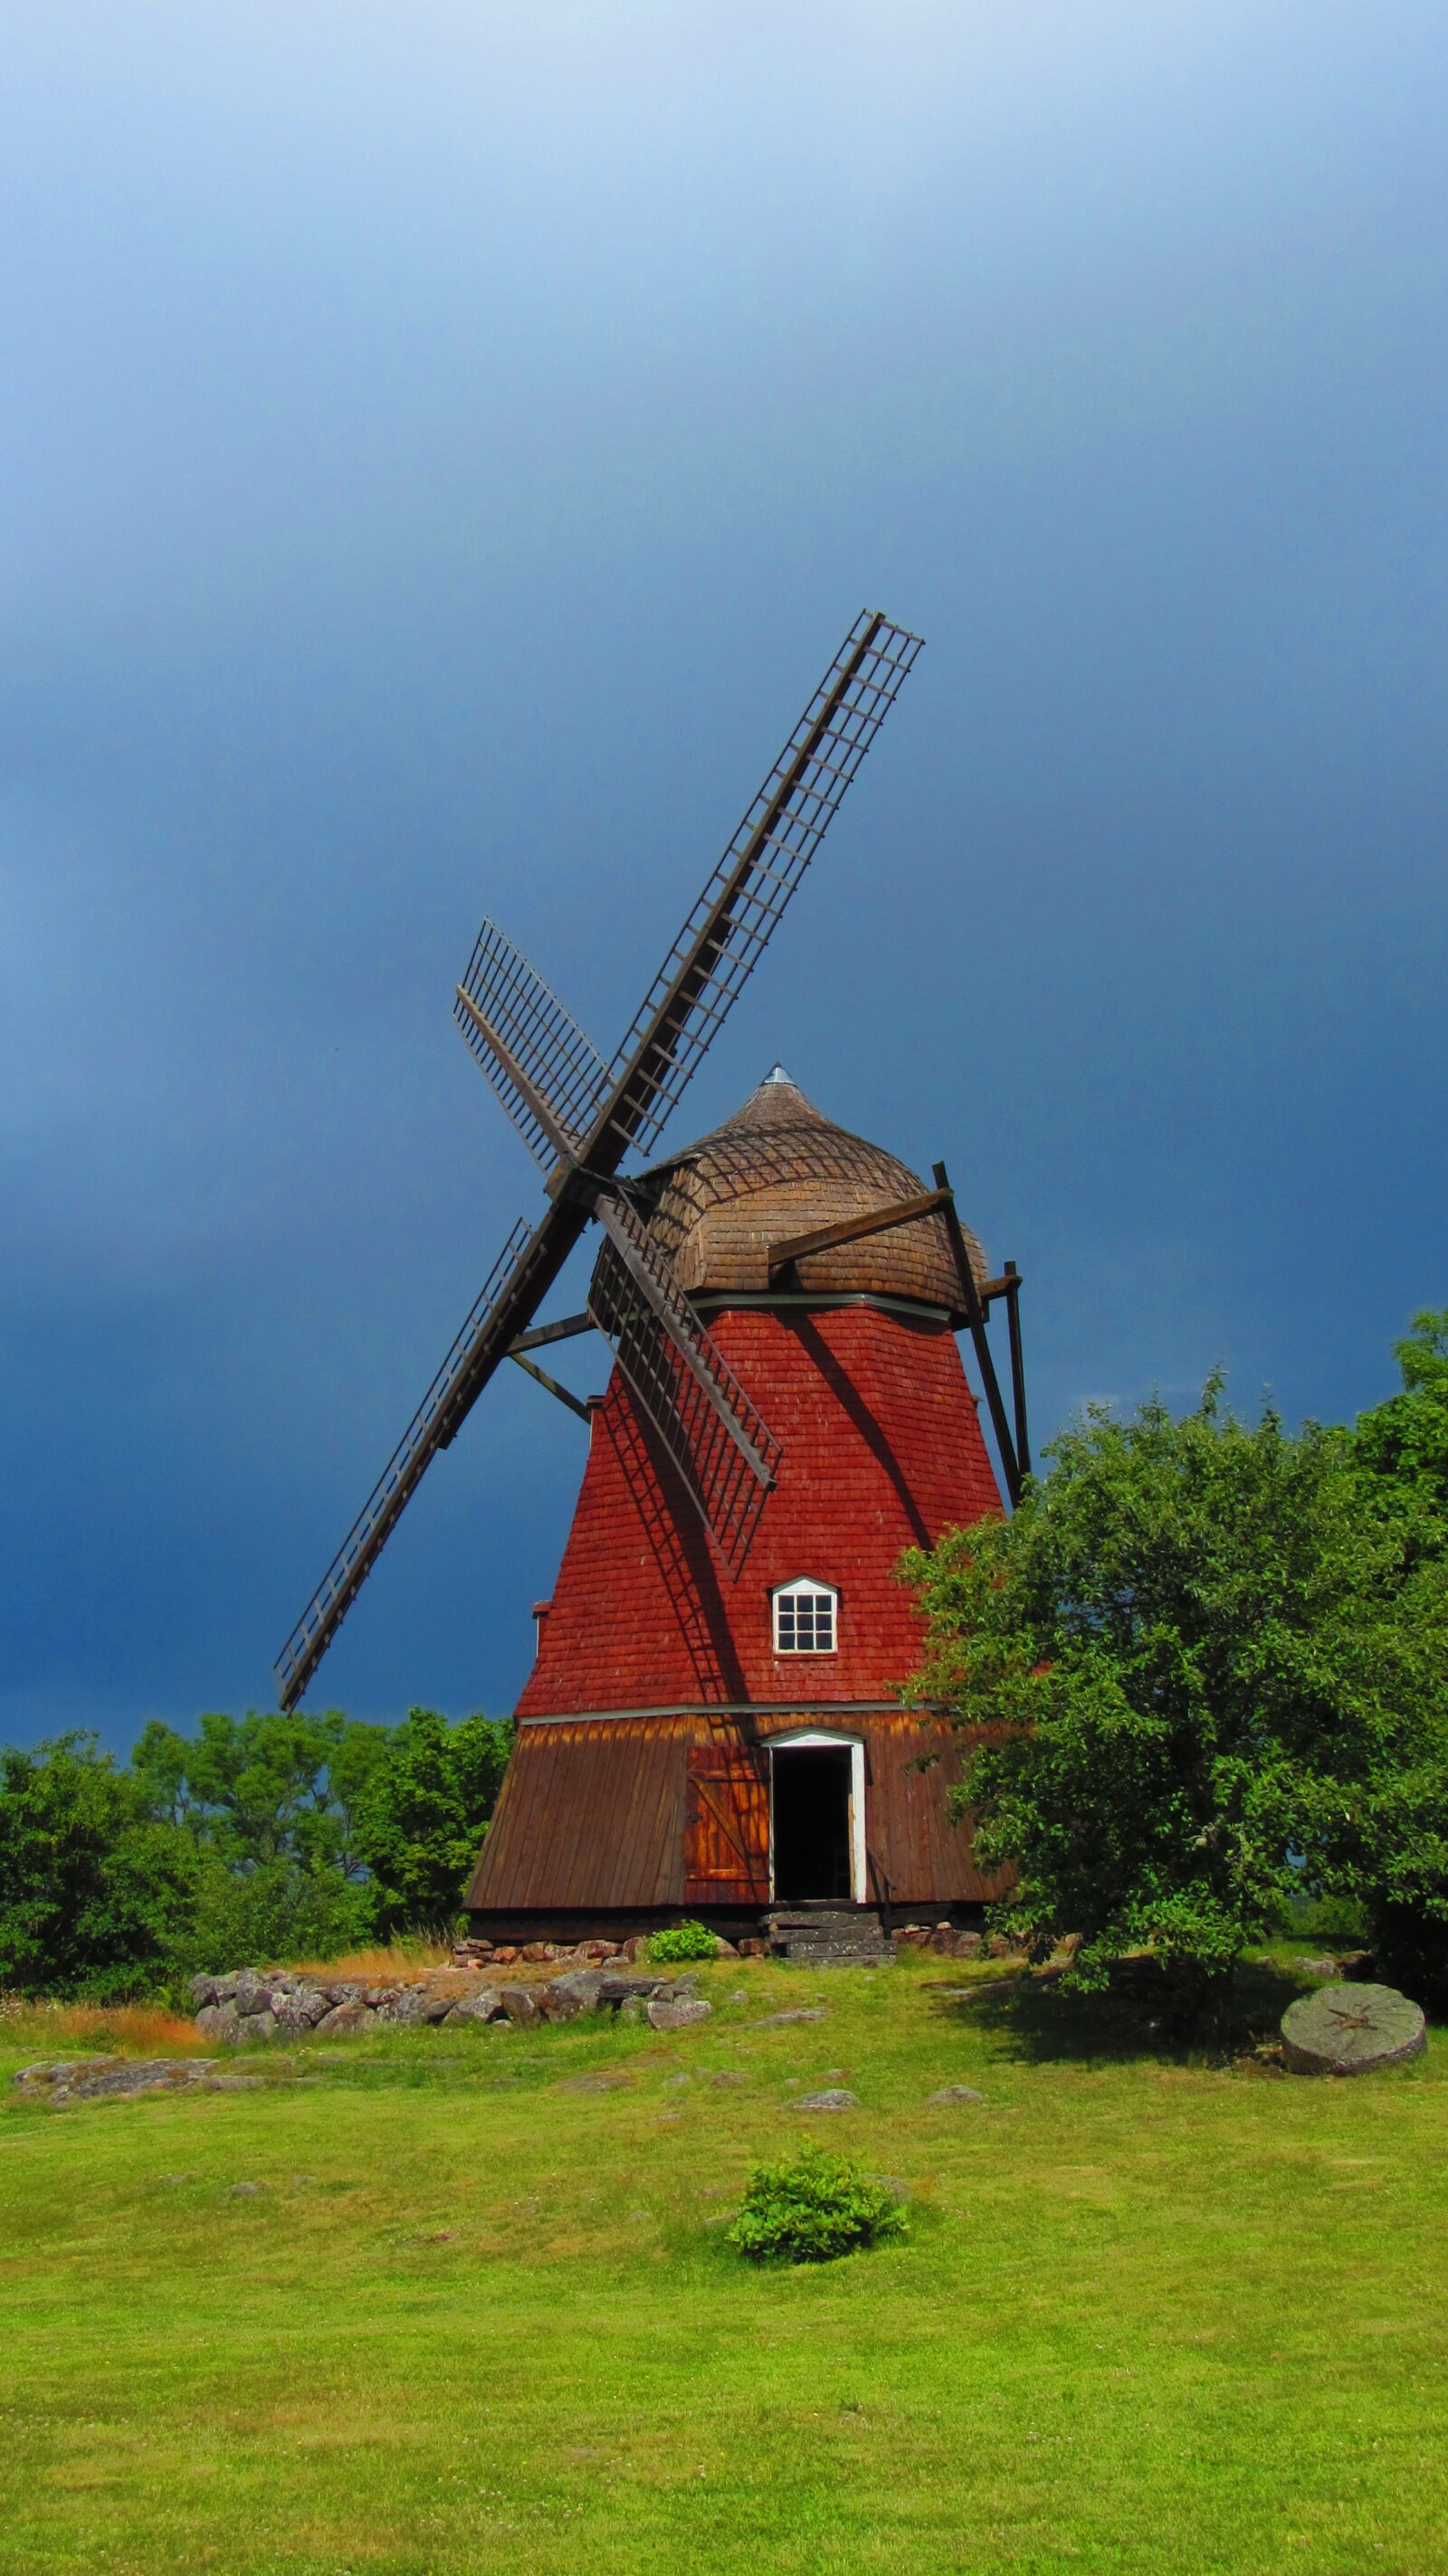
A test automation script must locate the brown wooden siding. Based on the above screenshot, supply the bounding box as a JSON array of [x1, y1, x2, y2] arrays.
[[844, 1714, 1007, 1906], [467, 1716, 700, 1913], [467, 1707, 1002, 1915]]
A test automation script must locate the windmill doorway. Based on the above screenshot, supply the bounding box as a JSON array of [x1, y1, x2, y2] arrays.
[[769, 1734, 866, 1904]]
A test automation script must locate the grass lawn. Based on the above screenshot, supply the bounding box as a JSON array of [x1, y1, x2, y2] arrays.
[[2, 1949, 1445, 2576]]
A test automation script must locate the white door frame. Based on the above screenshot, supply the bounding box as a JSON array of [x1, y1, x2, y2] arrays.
[[767, 1729, 866, 1904]]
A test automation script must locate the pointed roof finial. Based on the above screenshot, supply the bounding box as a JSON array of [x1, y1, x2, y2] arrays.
[[763, 1063, 794, 1086]]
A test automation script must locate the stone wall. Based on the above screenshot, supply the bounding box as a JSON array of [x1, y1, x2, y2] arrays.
[[190, 1960, 703, 2043]]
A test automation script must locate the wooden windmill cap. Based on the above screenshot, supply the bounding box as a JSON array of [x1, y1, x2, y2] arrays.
[[629, 1069, 986, 1307]]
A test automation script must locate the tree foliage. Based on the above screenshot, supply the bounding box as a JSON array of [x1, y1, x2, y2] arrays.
[[130, 1708, 387, 1878], [1354, 1309, 1448, 1544], [0, 1706, 514, 1997], [903, 1369, 1448, 2010], [1348, 1311, 1448, 2001], [0, 1735, 200, 2000], [355, 1708, 514, 1936]]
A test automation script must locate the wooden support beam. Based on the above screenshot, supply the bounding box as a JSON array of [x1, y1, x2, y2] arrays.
[[507, 1350, 592, 1422], [767, 1188, 950, 1278], [932, 1161, 1021, 1508], [510, 1311, 595, 1355], [1003, 1259, 1030, 1482]]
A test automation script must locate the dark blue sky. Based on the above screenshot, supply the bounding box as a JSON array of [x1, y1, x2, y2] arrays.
[[5, 4, 1446, 1749]]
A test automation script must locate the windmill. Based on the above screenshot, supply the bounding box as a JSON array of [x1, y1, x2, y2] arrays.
[[275, 609, 1024, 1714]]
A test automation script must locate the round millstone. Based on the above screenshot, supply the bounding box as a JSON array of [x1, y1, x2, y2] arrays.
[[1280, 1982, 1426, 2077]]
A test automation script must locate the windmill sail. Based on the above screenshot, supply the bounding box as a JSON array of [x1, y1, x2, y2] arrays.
[[589, 611, 922, 1164], [275, 1207, 586, 1708], [454, 918, 610, 1174], [589, 1193, 781, 1573]]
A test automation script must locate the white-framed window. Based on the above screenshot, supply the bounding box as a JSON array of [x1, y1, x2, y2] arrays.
[[772, 1576, 838, 1655]]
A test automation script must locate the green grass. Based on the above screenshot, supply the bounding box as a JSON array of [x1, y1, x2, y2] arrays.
[[2, 1948, 1445, 2576]]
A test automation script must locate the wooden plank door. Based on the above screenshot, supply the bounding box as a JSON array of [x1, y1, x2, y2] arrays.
[[682, 1742, 769, 1906]]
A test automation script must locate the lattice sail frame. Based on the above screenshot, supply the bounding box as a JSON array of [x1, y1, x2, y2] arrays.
[[454, 918, 610, 1174], [596, 613, 922, 1161], [588, 1193, 782, 1575], [274, 1213, 563, 1706]]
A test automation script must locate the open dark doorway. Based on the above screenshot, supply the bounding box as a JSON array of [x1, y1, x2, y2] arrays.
[[771, 1744, 853, 1902]]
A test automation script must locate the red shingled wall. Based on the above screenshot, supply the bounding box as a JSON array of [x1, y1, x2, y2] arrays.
[[515, 1304, 1002, 1716]]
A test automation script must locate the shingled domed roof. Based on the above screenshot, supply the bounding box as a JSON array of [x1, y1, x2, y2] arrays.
[[625, 1069, 986, 1308]]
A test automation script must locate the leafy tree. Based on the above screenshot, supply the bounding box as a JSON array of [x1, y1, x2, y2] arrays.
[[1354, 1310, 1448, 1546], [1348, 1312, 1448, 2001], [356, 1709, 513, 1937], [132, 1709, 389, 1879], [902, 1378, 1448, 2020], [185, 1848, 370, 1976], [0, 1735, 199, 1999]]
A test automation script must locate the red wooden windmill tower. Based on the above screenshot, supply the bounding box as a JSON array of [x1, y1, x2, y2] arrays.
[[277, 613, 1028, 1950]]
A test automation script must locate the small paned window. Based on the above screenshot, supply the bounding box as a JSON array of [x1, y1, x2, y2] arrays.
[[773, 1579, 838, 1655]]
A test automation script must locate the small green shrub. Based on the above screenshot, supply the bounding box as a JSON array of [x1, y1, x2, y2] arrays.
[[646, 1919, 719, 1963], [728, 2145, 907, 2265]]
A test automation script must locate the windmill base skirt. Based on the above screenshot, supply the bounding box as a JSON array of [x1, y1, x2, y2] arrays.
[[463, 1708, 1009, 1931]]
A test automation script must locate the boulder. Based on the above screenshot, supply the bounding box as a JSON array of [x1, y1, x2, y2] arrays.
[[499, 1985, 541, 2029], [379, 1985, 431, 2026], [312, 2000, 372, 2039], [1281, 1982, 1426, 2077], [272, 1987, 329, 2036], [234, 2009, 277, 2045], [595, 1972, 667, 2004], [195, 2002, 240, 2044], [796, 2089, 859, 2112], [929, 2086, 986, 2106], [443, 1988, 502, 2026], [645, 1996, 712, 2031], [752, 2007, 828, 2028], [233, 1972, 278, 2019], [539, 1969, 608, 2020], [189, 1974, 219, 2009], [521, 1942, 557, 1963]]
